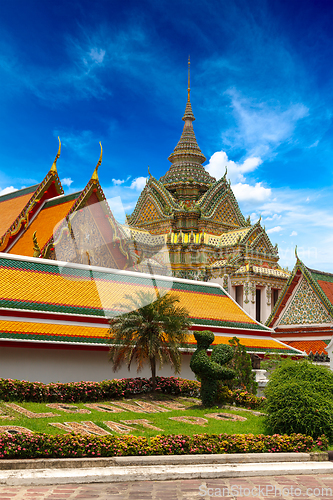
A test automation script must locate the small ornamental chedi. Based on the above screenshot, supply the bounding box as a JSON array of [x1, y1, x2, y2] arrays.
[[190, 331, 235, 407]]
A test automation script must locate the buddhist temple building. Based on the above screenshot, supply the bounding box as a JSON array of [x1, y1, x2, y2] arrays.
[[127, 60, 290, 323], [0, 67, 290, 325], [267, 253, 333, 368], [0, 62, 297, 392], [0, 252, 304, 382]]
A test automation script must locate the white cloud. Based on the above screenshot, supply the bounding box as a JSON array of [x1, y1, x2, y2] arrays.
[[0, 186, 17, 196], [265, 213, 281, 221], [61, 177, 73, 187], [223, 89, 308, 158], [130, 177, 147, 190], [267, 226, 283, 234], [89, 48, 106, 64], [232, 182, 271, 203], [290, 231, 298, 236], [112, 178, 125, 186], [206, 150, 262, 183]]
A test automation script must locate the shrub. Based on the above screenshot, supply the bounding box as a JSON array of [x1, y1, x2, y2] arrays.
[[226, 337, 258, 394], [264, 360, 333, 441]]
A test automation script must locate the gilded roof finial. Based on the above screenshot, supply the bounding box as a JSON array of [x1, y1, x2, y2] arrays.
[[295, 245, 298, 259], [92, 142, 103, 181], [187, 55, 191, 102], [50, 137, 61, 173], [148, 165, 152, 178]]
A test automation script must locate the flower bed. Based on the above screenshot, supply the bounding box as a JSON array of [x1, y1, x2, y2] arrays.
[[0, 377, 265, 410], [0, 432, 326, 459], [0, 377, 200, 403]]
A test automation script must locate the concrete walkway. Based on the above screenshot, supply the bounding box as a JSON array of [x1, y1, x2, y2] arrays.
[[0, 453, 332, 487], [1, 475, 333, 499]]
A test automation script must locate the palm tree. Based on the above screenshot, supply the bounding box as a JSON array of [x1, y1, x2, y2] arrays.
[[108, 291, 192, 391]]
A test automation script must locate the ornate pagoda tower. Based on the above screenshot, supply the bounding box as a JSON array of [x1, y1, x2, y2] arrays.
[[127, 59, 289, 323]]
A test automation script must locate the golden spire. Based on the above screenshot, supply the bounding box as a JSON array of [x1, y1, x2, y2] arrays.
[[50, 137, 61, 173], [92, 142, 103, 181], [187, 55, 191, 101]]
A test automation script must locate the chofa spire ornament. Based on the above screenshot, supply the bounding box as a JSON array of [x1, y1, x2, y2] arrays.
[[92, 142, 103, 181], [50, 137, 61, 173]]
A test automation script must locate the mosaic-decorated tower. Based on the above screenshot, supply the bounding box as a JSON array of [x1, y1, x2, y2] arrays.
[[127, 60, 289, 323]]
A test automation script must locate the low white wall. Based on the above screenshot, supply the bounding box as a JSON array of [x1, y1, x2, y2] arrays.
[[0, 346, 195, 384]]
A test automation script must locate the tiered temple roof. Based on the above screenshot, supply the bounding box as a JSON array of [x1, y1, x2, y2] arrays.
[[126, 64, 287, 293], [0, 253, 303, 356]]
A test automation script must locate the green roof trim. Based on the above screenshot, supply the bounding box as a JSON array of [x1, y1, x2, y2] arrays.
[[0, 331, 296, 353], [192, 318, 268, 330], [44, 192, 80, 208], [0, 299, 107, 317], [309, 269, 333, 284], [0, 185, 38, 203], [0, 331, 108, 345]]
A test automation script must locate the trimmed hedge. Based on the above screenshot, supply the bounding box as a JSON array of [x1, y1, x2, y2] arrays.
[[0, 378, 265, 410], [0, 432, 325, 459], [0, 377, 200, 403]]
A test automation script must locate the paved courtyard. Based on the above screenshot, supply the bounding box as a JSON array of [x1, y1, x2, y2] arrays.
[[0, 475, 333, 500]]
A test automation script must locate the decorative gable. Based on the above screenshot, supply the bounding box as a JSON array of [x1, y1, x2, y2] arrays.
[[199, 180, 246, 229], [245, 227, 276, 255], [128, 177, 177, 229], [279, 276, 332, 326], [135, 198, 163, 226], [211, 198, 241, 227]]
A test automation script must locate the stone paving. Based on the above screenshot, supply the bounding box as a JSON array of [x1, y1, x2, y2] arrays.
[[0, 475, 333, 500]]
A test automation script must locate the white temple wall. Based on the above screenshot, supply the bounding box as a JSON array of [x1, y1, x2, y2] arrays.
[[242, 299, 256, 323], [0, 346, 195, 384]]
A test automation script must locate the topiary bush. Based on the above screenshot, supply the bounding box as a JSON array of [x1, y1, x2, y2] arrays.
[[190, 331, 235, 407], [264, 360, 333, 441]]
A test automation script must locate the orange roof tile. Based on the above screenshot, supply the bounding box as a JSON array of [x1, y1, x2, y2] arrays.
[[0, 254, 270, 331], [187, 333, 300, 353], [286, 340, 329, 355], [0, 191, 36, 237], [0, 254, 305, 355], [0, 319, 108, 341], [0, 319, 300, 354], [317, 280, 333, 307], [9, 199, 76, 257]]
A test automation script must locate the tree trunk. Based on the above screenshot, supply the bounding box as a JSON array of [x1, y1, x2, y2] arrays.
[[150, 357, 156, 392]]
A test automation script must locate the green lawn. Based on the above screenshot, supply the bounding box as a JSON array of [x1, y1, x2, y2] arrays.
[[0, 395, 266, 438]]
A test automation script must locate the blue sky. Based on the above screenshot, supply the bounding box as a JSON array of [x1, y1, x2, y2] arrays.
[[1, 0, 333, 271]]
